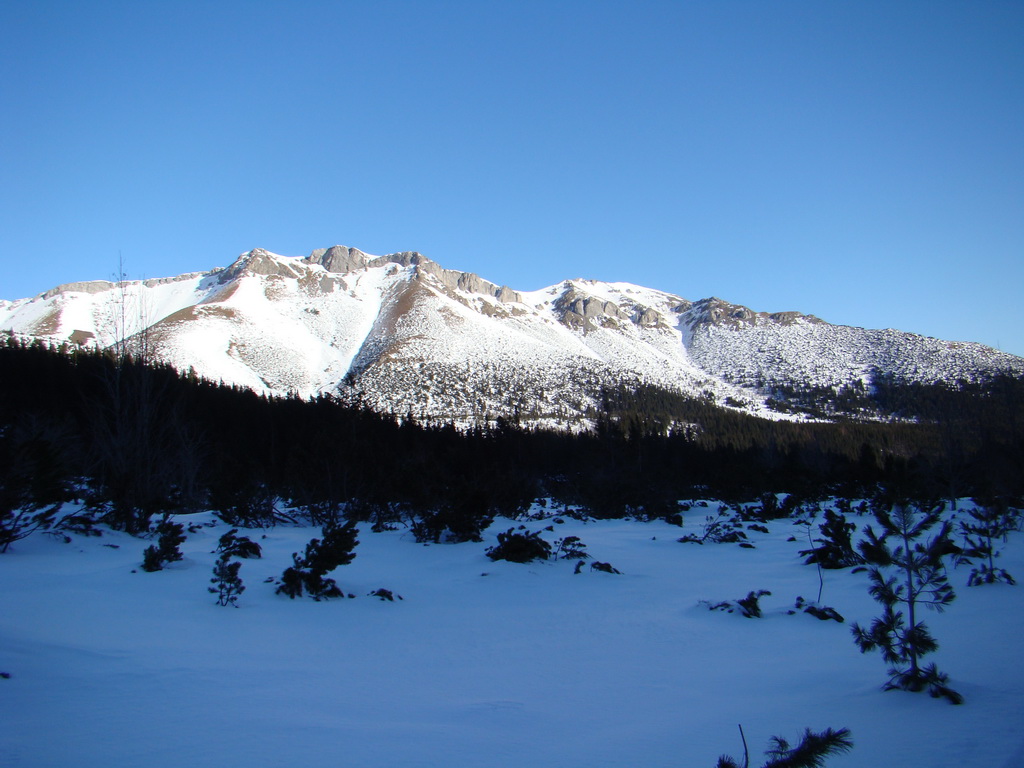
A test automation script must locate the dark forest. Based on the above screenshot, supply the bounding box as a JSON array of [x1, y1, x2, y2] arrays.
[[2, 337, 1022, 540]]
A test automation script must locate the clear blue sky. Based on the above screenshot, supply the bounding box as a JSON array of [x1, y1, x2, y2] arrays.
[[2, 1, 1022, 356]]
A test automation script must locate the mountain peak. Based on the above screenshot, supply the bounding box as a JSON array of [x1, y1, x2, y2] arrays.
[[2, 243, 1021, 429], [221, 248, 305, 281], [306, 245, 370, 273]]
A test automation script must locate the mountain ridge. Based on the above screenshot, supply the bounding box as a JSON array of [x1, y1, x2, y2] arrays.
[[2, 245, 1022, 428]]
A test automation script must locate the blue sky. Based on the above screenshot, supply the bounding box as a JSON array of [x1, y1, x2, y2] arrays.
[[2, 1, 1022, 356]]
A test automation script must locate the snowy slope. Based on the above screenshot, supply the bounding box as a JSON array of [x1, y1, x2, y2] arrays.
[[1, 502, 1023, 767], [2, 245, 1022, 426]]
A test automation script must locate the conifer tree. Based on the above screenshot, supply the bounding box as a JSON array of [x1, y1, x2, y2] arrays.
[[209, 555, 245, 607], [276, 521, 359, 600], [958, 499, 1018, 586], [850, 500, 963, 703]]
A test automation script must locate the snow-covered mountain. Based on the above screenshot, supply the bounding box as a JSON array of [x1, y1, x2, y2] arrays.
[[2, 245, 1022, 426]]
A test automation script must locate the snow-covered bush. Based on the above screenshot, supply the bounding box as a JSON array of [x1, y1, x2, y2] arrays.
[[276, 521, 358, 600], [215, 528, 262, 559], [790, 596, 844, 623], [485, 528, 551, 563], [210, 483, 279, 528], [0, 419, 74, 553], [679, 506, 749, 545], [553, 535, 589, 560], [703, 589, 771, 618], [140, 520, 186, 572], [367, 588, 403, 601], [410, 504, 493, 544], [799, 510, 863, 569]]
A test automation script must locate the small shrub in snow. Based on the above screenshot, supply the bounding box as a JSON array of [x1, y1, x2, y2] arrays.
[[703, 589, 771, 618], [1, 504, 60, 553], [410, 505, 493, 544], [552, 535, 589, 560], [799, 510, 863, 569], [717, 725, 853, 768], [736, 589, 771, 618], [789, 596, 844, 623], [752, 492, 786, 521], [140, 520, 186, 572], [215, 528, 262, 559], [851, 500, 963, 704], [209, 555, 245, 607], [211, 483, 280, 528], [678, 506, 749, 546], [368, 588, 403, 601], [485, 528, 551, 563], [276, 521, 359, 601], [51, 510, 103, 539]]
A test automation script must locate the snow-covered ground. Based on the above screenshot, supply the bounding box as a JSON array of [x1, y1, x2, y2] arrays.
[[2, 504, 1023, 767]]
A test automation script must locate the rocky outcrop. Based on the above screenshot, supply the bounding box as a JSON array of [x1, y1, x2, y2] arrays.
[[307, 245, 370, 273], [306, 246, 524, 304], [554, 286, 631, 331], [634, 307, 664, 328], [683, 297, 822, 331], [43, 281, 114, 299], [221, 249, 304, 282]]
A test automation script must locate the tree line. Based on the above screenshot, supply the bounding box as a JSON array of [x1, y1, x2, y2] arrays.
[[1, 336, 1022, 540]]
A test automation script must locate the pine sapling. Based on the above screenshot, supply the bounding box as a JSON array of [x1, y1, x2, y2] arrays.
[[209, 555, 245, 607], [850, 500, 963, 704], [552, 535, 589, 560], [717, 724, 853, 768], [958, 499, 1017, 586]]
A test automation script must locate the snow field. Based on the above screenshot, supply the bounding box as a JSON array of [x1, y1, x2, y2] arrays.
[[2, 505, 1023, 767]]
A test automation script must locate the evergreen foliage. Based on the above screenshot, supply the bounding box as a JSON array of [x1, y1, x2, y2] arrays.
[[799, 510, 863, 569], [0, 417, 74, 553], [140, 520, 186, 572], [850, 500, 963, 703], [790, 597, 844, 623], [703, 589, 771, 618], [958, 499, 1018, 586], [209, 556, 245, 607], [1, 338, 1023, 528], [215, 528, 262, 559], [485, 528, 552, 563], [552, 535, 589, 560], [679, 506, 750, 545], [276, 521, 359, 600], [717, 725, 853, 768]]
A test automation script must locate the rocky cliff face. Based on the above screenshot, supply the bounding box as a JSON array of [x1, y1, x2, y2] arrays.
[[2, 245, 1022, 428]]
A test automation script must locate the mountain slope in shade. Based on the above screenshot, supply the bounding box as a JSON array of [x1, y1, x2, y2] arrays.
[[2, 245, 1022, 427]]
